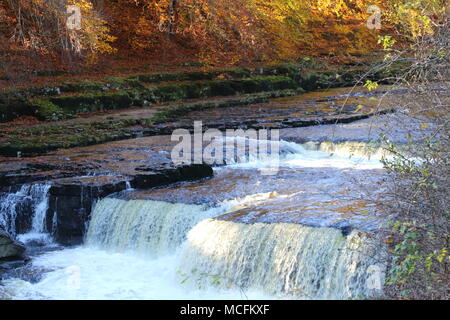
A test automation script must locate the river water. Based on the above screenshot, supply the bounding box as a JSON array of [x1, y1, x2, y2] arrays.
[[2, 86, 424, 300], [0, 138, 388, 300]]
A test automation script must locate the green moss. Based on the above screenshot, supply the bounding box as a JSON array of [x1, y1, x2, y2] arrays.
[[0, 63, 395, 124], [49, 91, 133, 113], [31, 98, 66, 120], [58, 80, 105, 93], [134, 68, 252, 84], [33, 70, 74, 77], [144, 76, 296, 103], [0, 119, 143, 156], [105, 77, 146, 90], [151, 88, 304, 124], [0, 88, 305, 156]]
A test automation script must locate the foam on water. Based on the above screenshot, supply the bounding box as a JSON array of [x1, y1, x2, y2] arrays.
[[225, 139, 385, 171], [0, 247, 271, 300]]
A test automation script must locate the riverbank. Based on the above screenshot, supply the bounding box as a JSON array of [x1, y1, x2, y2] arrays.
[[1, 62, 404, 157]]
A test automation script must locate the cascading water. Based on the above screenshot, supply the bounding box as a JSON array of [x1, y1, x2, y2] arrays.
[[179, 219, 384, 299], [30, 184, 52, 234], [18, 184, 53, 245], [0, 138, 386, 300], [0, 184, 51, 238], [223, 138, 385, 171], [301, 141, 388, 160], [85, 198, 229, 256], [0, 186, 28, 236]]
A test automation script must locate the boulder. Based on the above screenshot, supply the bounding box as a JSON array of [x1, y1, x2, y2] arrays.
[[0, 230, 26, 259]]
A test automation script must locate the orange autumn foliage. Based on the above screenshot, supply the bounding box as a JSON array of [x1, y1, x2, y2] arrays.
[[1, 0, 445, 68], [103, 0, 386, 64]]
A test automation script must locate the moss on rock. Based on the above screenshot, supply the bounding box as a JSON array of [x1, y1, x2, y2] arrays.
[[49, 91, 133, 113], [0, 63, 395, 124], [144, 76, 296, 103], [31, 99, 65, 120]]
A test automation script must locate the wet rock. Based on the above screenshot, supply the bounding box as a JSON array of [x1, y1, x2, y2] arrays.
[[0, 264, 47, 283], [340, 226, 354, 237], [0, 186, 35, 235], [46, 164, 213, 246], [13, 197, 34, 235], [47, 179, 128, 246], [131, 164, 213, 189], [0, 230, 26, 259]]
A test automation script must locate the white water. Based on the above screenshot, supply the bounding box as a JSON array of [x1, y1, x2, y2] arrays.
[[30, 184, 52, 233], [1, 192, 384, 300], [18, 184, 53, 245], [85, 198, 230, 256], [1, 195, 279, 300], [0, 247, 271, 300], [0, 186, 28, 235], [0, 184, 51, 240], [180, 220, 383, 299], [1, 140, 386, 300], [224, 139, 385, 171]]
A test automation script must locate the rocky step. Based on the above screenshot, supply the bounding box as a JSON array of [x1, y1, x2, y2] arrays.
[[0, 85, 396, 158], [46, 164, 213, 245], [0, 64, 400, 123], [1, 134, 215, 245], [1, 64, 296, 122], [28, 75, 297, 121], [0, 89, 302, 157], [1, 164, 213, 246]]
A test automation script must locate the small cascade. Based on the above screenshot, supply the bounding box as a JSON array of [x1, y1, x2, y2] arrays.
[[125, 181, 132, 190], [18, 184, 53, 245], [0, 185, 29, 236], [225, 139, 384, 171], [85, 198, 229, 256], [0, 138, 388, 300], [219, 137, 385, 162], [0, 184, 51, 238], [280, 140, 386, 168], [30, 184, 52, 234], [179, 219, 384, 299], [301, 141, 388, 160]]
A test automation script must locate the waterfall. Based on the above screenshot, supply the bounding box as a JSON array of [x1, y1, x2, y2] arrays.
[[85, 198, 229, 256], [30, 184, 52, 234], [0, 139, 386, 300], [179, 219, 384, 299], [0, 184, 51, 237], [0, 185, 28, 235], [301, 141, 388, 160], [1, 190, 385, 300], [222, 138, 385, 171], [83, 191, 385, 299]]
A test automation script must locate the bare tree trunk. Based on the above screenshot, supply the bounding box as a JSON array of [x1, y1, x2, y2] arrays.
[[168, 0, 178, 34]]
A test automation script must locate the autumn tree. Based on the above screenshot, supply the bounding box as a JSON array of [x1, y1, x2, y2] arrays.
[[3, 0, 438, 68], [0, 0, 115, 64], [372, 0, 449, 299]]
